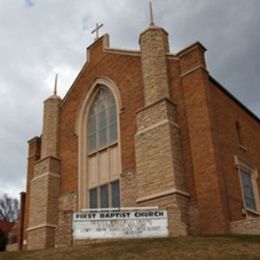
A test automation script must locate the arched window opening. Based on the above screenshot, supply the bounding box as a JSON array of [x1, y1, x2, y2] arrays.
[[87, 86, 120, 209], [87, 87, 117, 153], [236, 121, 242, 145]]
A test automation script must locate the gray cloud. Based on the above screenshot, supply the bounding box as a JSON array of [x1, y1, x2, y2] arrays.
[[24, 0, 36, 7], [0, 0, 259, 199]]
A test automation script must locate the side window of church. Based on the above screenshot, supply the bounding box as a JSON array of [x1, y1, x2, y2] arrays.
[[240, 169, 256, 210]]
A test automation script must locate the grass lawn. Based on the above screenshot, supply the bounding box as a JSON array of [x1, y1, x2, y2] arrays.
[[0, 235, 260, 259]]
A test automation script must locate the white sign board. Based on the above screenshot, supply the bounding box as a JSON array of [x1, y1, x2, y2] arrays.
[[73, 210, 168, 239]]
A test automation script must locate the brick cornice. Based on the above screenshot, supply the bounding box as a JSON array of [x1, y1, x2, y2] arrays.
[[104, 48, 140, 56], [139, 25, 169, 41], [177, 41, 207, 57], [136, 188, 190, 203], [27, 223, 57, 232], [136, 97, 176, 114], [180, 65, 208, 78], [27, 136, 41, 144], [35, 155, 60, 164], [32, 172, 60, 182], [135, 119, 180, 136]]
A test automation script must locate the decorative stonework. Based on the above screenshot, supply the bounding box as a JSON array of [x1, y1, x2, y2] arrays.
[[140, 27, 170, 105], [135, 99, 187, 199], [27, 94, 61, 250], [34, 157, 60, 178], [41, 96, 61, 159], [135, 23, 189, 236], [28, 164, 60, 228]]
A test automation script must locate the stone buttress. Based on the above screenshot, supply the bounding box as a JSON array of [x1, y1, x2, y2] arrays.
[[135, 25, 189, 236], [27, 93, 61, 250]]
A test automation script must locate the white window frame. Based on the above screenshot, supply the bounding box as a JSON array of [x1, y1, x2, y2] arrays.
[[234, 156, 260, 215]]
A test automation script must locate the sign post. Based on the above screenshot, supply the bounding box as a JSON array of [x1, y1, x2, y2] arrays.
[[73, 208, 168, 240]]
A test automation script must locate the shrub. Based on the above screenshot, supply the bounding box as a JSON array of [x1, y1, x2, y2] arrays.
[[0, 228, 6, 251]]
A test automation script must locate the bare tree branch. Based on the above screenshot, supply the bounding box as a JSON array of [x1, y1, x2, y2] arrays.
[[0, 194, 19, 222]]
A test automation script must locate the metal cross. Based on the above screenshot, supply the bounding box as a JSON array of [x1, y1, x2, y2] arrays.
[[91, 23, 104, 41]]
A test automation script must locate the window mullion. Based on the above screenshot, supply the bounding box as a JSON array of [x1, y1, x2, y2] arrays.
[[105, 96, 110, 145]]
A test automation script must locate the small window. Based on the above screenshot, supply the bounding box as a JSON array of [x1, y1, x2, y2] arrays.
[[240, 169, 256, 210], [236, 121, 244, 147]]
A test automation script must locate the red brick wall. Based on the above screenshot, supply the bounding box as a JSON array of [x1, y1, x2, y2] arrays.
[[23, 35, 260, 241], [57, 37, 260, 234], [210, 79, 260, 221], [176, 44, 231, 234], [58, 37, 143, 194], [168, 57, 197, 201]]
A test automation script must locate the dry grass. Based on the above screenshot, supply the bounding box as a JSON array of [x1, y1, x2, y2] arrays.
[[0, 235, 260, 260]]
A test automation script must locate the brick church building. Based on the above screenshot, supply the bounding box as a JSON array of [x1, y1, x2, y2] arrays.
[[18, 13, 260, 250]]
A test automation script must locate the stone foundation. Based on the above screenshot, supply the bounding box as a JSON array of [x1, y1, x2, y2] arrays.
[[6, 243, 18, 252], [27, 226, 56, 250], [188, 201, 200, 235], [27, 157, 60, 250], [55, 192, 77, 248], [230, 216, 260, 235], [55, 211, 73, 248], [137, 193, 189, 236]]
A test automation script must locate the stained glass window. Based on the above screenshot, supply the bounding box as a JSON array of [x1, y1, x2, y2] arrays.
[[87, 87, 117, 153], [87, 86, 120, 209]]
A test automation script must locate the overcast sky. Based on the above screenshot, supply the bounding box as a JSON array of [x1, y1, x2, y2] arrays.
[[0, 0, 259, 199]]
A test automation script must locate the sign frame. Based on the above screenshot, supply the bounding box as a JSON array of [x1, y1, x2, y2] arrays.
[[73, 209, 169, 240]]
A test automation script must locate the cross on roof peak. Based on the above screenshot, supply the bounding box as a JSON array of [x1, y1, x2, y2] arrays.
[[91, 23, 104, 41]]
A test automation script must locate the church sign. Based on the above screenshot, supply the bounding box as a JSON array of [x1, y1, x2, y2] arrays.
[[73, 210, 169, 239]]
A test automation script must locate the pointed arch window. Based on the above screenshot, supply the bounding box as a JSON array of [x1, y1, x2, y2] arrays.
[[87, 87, 118, 153], [86, 86, 121, 209]]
